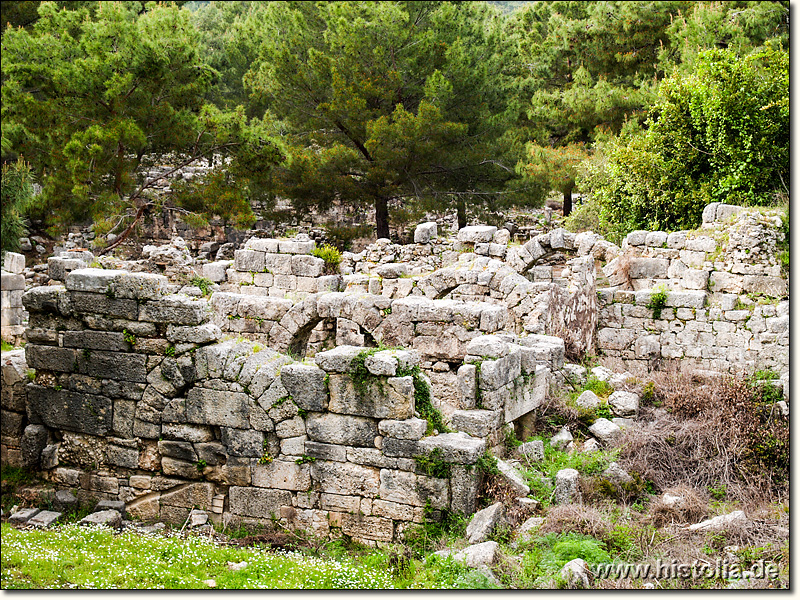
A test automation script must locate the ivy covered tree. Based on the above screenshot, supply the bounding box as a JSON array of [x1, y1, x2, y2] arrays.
[[583, 44, 788, 234], [1, 1, 283, 252], [243, 1, 526, 238]]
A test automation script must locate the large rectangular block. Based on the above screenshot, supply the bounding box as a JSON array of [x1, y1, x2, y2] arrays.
[[65, 268, 126, 293], [341, 514, 394, 542], [310, 461, 380, 497], [71, 292, 138, 320], [63, 331, 129, 352], [505, 366, 549, 423], [25, 345, 77, 372], [80, 351, 147, 383], [185, 387, 251, 429], [0, 272, 25, 291], [138, 295, 206, 325], [305, 413, 377, 446], [234, 249, 265, 273], [378, 469, 449, 509], [252, 460, 311, 491], [327, 374, 414, 420], [26, 385, 112, 436]]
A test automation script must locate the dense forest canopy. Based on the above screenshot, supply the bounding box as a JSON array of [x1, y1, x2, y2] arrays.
[[0, 1, 789, 251]]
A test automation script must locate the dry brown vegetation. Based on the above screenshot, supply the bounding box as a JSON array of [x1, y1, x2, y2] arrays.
[[616, 367, 789, 508]]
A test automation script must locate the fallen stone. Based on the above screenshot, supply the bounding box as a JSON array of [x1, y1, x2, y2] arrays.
[[27, 510, 62, 527], [688, 510, 747, 532], [550, 426, 572, 451], [575, 390, 601, 409], [417, 432, 485, 464], [80, 510, 122, 528], [496, 458, 530, 496], [515, 516, 545, 544], [54, 489, 78, 510], [588, 418, 621, 446], [448, 541, 500, 567], [581, 438, 600, 453], [554, 468, 580, 505], [602, 462, 633, 485], [590, 366, 613, 382], [466, 502, 506, 544], [95, 500, 126, 516], [414, 222, 438, 244], [609, 390, 640, 417], [227, 561, 248, 572], [313, 345, 365, 372], [190, 509, 209, 528], [9, 508, 41, 525], [561, 558, 592, 589], [458, 226, 497, 244], [517, 440, 544, 462]]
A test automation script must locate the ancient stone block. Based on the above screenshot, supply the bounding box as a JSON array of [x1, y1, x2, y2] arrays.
[[311, 461, 380, 497], [280, 363, 327, 412], [185, 387, 251, 429], [252, 460, 311, 491], [26, 385, 112, 436], [305, 413, 377, 446], [327, 374, 414, 420], [378, 468, 449, 508]]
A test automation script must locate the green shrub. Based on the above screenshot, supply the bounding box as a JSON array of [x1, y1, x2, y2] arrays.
[[310, 243, 343, 274], [190, 276, 214, 297], [1, 157, 34, 254], [415, 448, 451, 478], [647, 287, 668, 320]]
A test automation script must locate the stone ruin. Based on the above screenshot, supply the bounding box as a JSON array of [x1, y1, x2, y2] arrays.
[[0, 203, 788, 544]]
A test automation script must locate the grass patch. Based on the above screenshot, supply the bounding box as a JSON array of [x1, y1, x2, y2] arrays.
[[1, 340, 18, 352], [0, 523, 504, 589]]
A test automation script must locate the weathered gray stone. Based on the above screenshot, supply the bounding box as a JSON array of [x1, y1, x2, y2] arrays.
[[185, 387, 251, 429], [220, 428, 264, 457], [465, 335, 509, 359], [48, 257, 88, 282], [496, 458, 530, 496], [466, 502, 506, 544], [65, 268, 125, 293], [608, 390, 639, 417], [588, 418, 621, 446], [9, 507, 43, 525], [304, 441, 348, 462], [550, 426, 573, 451], [166, 323, 221, 344], [161, 423, 214, 443], [458, 226, 497, 244], [518, 335, 565, 370], [457, 364, 477, 409], [313, 461, 381, 497], [54, 489, 78, 510], [327, 374, 414, 420], [417, 432, 485, 464], [25, 345, 77, 373], [26, 386, 112, 436], [450, 410, 500, 438], [313, 345, 365, 372], [602, 462, 633, 485], [442, 541, 499, 568], [688, 510, 748, 532], [203, 261, 231, 283], [80, 510, 122, 528], [138, 295, 206, 325], [561, 558, 591, 589], [95, 500, 126, 515], [414, 222, 438, 244], [280, 363, 327, 412], [378, 418, 427, 441], [554, 468, 580, 504], [252, 460, 311, 491], [379, 468, 449, 508], [515, 516, 545, 544], [364, 349, 418, 376], [305, 413, 378, 446], [229, 487, 293, 518], [2, 252, 25, 274], [517, 440, 544, 462], [575, 390, 601, 409], [275, 416, 305, 438]]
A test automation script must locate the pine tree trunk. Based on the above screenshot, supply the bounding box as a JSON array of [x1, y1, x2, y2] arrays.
[[375, 196, 390, 240], [457, 198, 467, 230], [562, 183, 574, 217]]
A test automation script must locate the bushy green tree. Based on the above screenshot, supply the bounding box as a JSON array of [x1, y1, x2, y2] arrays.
[[2, 1, 282, 252], [244, 1, 525, 237], [583, 44, 788, 234]]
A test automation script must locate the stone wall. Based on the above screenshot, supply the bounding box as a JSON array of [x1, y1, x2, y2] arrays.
[[4, 267, 565, 543], [595, 206, 788, 374], [1, 252, 27, 344]]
